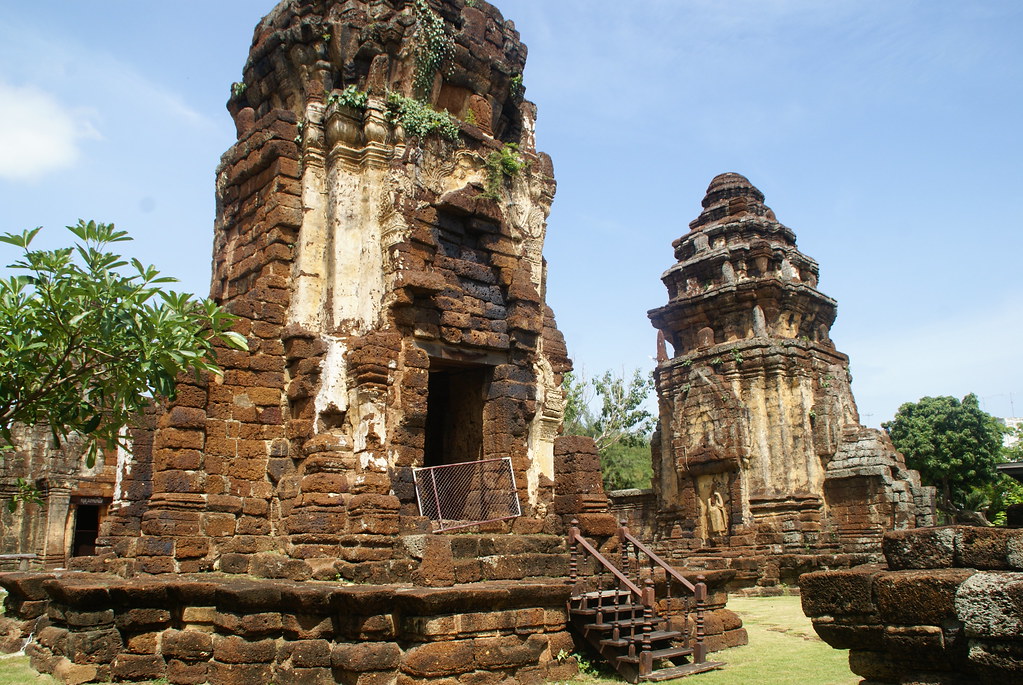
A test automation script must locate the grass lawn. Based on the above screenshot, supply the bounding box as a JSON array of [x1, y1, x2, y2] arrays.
[[565, 594, 857, 685], [0, 594, 855, 685], [0, 653, 59, 684]]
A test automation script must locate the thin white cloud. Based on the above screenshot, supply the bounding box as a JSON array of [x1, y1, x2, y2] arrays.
[[0, 82, 100, 181], [0, 21, 211, 133]]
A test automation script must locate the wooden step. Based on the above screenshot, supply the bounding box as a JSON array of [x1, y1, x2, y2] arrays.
[[577, 589, 632, 599], [638, 661, 725, 681], [585, 617, 662, 632], [598, 630, 682, 648], [573, 589, 635, 607], [616, 645, 693, 665], [570, 603, 645, 617]]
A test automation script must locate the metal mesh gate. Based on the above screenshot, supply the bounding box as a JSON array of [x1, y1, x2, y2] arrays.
[[413, 457, 521, 532]]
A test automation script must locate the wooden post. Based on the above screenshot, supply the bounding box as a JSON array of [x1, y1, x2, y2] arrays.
[[694, 575, 708, 663], [640, 578, 655, 677], [618, 519, 633, 583]]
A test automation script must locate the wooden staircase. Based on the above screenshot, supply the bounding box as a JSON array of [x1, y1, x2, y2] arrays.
[[566, 521, 724, 682]]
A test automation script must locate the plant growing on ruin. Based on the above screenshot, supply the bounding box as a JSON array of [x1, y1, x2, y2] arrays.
[[328, 85, 369, 110], [731, 349, 744, 365], [411, 0, 454, 96], [231, 81, 247, 98], [883, 393, 1005, 521], [509, 73, 524, 98], [465, 0, 478, 7], [11, 478, 42, 511], [480, 143, 524, 200], [0, 221, 247, 471], [386, 92, 460, 141], [710, 356, 723, 367]]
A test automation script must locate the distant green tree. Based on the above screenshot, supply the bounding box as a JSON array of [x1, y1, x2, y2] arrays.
[[562, 371, 593, 438], [883, 393, 1005, 521], [986, 425, 1023, 525], [0, 221, 247, 469], [600, 440, 654, 492], [561, 369, 655, 490]]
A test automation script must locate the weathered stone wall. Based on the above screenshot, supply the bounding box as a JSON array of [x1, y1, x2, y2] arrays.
[[553, 436, 615, 537], [0, 573, 576, 685], [641, 173, 934, 589], [0, 424, 119, 570], [607, 488, 658, 539], [91, 0, 599, 581], [656, 571, 749, 654], [801, 526, 1023, 684]]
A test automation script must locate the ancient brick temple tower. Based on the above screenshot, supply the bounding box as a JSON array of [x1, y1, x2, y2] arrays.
[[95, 0, 609, 582], [645, 173, 935, 587]]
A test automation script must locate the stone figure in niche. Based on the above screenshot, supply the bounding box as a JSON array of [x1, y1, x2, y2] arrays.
[[707, 489, 728, 536]]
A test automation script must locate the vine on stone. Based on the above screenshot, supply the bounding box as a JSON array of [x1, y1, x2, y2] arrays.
[[327, 85, 369, 110], [386, 92, 460, 141], [480, 143, 524, 200], [411, 0, 454, 97]]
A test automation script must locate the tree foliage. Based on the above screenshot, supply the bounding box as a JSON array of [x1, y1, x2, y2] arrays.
[[0, 221, 247, 465], [985, 425, 1023, 525], [562, 368, 655, 490], [600, 441, 654, 493], [882, 393, 1005, 519]]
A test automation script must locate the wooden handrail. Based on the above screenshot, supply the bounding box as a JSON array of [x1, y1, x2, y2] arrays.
[[619, 526, 696, 593], [567, 520, 711, 669], [617, 521, 710, 664], [568, 522, 645, 600]]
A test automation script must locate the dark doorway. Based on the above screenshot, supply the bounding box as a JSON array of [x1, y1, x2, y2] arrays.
[[424, 362, 490, 467], [71, 505, 101, 557]]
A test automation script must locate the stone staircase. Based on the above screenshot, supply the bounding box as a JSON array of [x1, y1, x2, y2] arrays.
[[566, 521, 724, 682]]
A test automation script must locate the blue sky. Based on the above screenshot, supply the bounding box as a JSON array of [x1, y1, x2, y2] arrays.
[[1, 1, 1021, 427]]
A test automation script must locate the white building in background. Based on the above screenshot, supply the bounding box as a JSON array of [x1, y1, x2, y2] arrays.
[[1002, 417, 1023, 448]]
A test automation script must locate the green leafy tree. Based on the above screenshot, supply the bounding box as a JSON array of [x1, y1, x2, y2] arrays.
[[590, 369, 655, 453], [986, 425, 1023, 525], [882, 393, 1005, 520], [562, 371, 594, 437], [562, 368, 655, 490], [0, 221, 247, 467], [600, 441, 654, 492]]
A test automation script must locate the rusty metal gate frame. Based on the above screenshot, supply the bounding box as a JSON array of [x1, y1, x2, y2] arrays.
[[412, 457, 521, 532]]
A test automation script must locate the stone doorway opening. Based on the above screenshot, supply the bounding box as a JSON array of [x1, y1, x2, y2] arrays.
[[71, 504, 100, 558], [424, 361, 491, 467]]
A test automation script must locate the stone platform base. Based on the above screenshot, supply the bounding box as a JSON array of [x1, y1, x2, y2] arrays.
[[0, 573, 578, 684], [659, 546, 877, 591], [801, 526, 1023, 684]]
